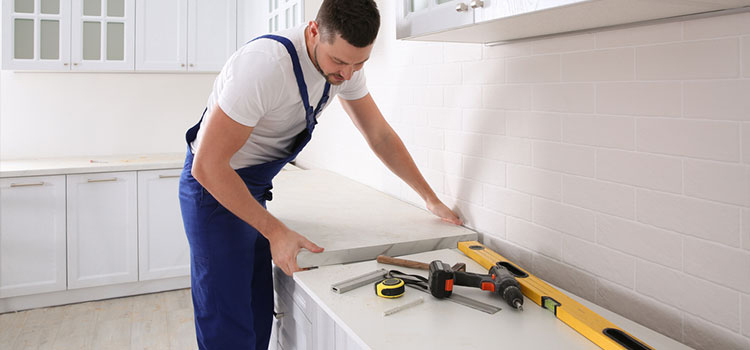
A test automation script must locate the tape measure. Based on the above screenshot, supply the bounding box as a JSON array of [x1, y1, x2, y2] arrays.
[[374, 278, 405, 298]]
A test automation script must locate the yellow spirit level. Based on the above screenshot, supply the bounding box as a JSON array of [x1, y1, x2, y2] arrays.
[[458, 241, 653, 350]]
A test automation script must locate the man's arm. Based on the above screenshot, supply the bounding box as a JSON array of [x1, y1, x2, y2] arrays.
[[340, 94, 462, 225], [191, 104, 323, 276]]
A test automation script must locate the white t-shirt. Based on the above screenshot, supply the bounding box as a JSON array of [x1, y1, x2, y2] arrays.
[[190, 25, 369, 169]]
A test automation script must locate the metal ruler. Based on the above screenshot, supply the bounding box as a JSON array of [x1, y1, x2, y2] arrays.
[[406, 283, 501, 314]]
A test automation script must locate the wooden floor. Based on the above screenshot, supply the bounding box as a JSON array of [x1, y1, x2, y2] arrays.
[[0, 289, 197, 350]]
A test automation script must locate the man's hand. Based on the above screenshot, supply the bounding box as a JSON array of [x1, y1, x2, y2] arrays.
[[268, 225, 324, 276], [427, 199, 463, 225]]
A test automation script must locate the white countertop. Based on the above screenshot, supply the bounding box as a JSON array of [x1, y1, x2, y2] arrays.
[[0, 153, 186, 178], [294, 248, 692, 350]]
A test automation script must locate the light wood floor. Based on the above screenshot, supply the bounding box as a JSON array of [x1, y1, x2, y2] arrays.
[[0, 289, 197, 350]]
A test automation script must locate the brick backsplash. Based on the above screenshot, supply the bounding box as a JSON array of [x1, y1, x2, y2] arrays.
[[296, 8, 750, 350]]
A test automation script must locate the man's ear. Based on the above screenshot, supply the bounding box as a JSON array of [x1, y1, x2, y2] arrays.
[[308, 21, 320, 38]]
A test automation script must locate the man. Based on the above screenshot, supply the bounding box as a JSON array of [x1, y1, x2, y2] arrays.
[[179, 0, 461, 348]]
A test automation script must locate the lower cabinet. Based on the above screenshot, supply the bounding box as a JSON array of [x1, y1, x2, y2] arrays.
[[137, 169, 190, 280], [0, 175, 67, 298], [66, 172, 139, 289]]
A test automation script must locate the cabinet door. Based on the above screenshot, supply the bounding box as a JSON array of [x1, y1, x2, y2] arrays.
[[474, 0, 585, 23], [187, 0, 236, 72], [1, 0, 71, 70], [67, 172, 137, 289], [236, 0, 265, 48], [0, 176, 66, 298], [396, 0, 474, 40], [137, 169, 189, 281], [135, 0, 187, 71], [71, 0, 135, 70]]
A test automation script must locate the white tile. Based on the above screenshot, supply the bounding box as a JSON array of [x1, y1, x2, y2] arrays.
[[483, 41, 535, 58], [596, 21, 682, 49], [443, 42, 483, 63], [445, 131, 483, 157], [744, 123, 750, 164], [410, 42, 443, 65], [506, 55, 561, 83], [532, 83, 596, 113], [684, 159, 750, 206], [462, 109, 506, 135], [400, 65, 429, 86], [462, 58, 505, 84], [428, 63, 463, 85], [482, 85, 532, 110], [422, 168, 445, 196], [744, 209, 750, 251], [683, 314, 750, 350], [428, 150, 462, 175], [684, 80, 750, 121], [505, 111, 562, 142], [412, 86, 444, 107], [508, 165, 562, 200], [684, 237, 750, 293], [445, 175, 483, 205], [462, 156, 506, 187], [683, 11, 750, 39], [532, 141, 595, 177], [532, 33, 596, 54], [597, 214, 681, 269], [561, 48, 634, 82], [533, 254, 598, 301], [443, 85, 482, 109], [637, 118, 740, 162], [484, 235, 535, 270], [426, 107, 462, 130], [743, 294, 750, 337], [457, 201, 507, 238], [483, 184, 532, 220], [597, 82, 681, 117], [507, 217, 563, 260], [533, 197, 595, 241], [563, 236, 635, 288], [562, 176, 635, 219], [594, 279, 684, 342], [637, 189, 741, 247], [483, 135, 532, 165], [743, 36, 750, 78], [596, 149, 682, 193], [561, 114, 635, 149], [413, 127, 444, 150], [636, 260, 741, 331], [636, 38, 740, 80]]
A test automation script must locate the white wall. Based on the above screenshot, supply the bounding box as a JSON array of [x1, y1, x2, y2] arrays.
[[296, 2, 750, 349]]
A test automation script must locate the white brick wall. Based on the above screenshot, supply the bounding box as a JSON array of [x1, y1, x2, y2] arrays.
[[296, 4, 750, 349]]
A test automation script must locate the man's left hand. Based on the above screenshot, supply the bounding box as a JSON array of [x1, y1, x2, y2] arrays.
[[427, 200, 463, 225]]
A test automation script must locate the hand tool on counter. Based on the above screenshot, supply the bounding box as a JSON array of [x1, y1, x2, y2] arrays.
[[386, 269, 501, 314], [377, 255, 466, 272], [374, 278, 405, 298], [331, 269, 388, 294], [383, 297, 424, 316], [458, 241, 654, 350]]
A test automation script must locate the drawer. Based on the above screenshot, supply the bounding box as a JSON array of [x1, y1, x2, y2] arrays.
[[277, 286, 313, 350], [274, 265, 316, 319]]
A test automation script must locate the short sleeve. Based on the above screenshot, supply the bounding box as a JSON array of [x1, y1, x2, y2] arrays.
[[336, 68, 369, 101], [217, 51, 287, 127]]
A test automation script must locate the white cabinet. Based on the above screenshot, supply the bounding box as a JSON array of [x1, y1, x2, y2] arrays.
[[1, 0, 71, 70], [0, 176, 67, 298], [71, 0, 135, 70], [135, 0, 236, 72], [66, 171, 138, 289], [137, 169, 190, 281]]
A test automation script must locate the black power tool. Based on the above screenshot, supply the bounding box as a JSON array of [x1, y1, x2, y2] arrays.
[[428, 260, 524, 311]]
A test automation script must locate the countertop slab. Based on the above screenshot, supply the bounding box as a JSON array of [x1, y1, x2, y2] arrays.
[[293, 248, 693, 350], [0, 153, 186, 178], [268, 170, 477, 268]]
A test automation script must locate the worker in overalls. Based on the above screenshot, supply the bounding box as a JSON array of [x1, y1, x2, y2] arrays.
[[179, 0, 462, 348]]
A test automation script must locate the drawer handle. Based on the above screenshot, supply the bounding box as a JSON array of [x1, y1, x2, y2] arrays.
[[158, 174, 181, 179], [10, 182, 45, 187], [87, 177, 117, 183]]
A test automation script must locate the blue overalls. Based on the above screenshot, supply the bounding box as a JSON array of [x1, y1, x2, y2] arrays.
[[178, 34, 330, 350]]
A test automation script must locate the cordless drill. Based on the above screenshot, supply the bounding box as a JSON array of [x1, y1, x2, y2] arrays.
[[428, 260, 524, 311]]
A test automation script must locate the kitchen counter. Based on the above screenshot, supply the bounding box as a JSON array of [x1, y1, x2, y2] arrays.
[[291, 248, 692, 350]]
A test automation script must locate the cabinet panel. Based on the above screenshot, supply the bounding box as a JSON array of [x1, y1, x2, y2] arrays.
[[71, 0, 135, 70], [137, 169, 189, 281], [396, 0, 474, 41], [1, 0, 71, 70], [187, 0, 236, 72], [67, 171, 137, 289], [0, 175, 66, 298], [135, 0, 187, 71]]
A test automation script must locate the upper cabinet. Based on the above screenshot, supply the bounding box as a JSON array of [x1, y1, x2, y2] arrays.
[[71, 0, 135, 70], [2, 0, 71, 70], [397, 0, 750, 44], [135, 0, 236, 72]]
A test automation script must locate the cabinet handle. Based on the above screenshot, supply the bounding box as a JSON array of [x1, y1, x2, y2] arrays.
[[73, 63, 78, 66], [87, 177, 117, 183], [470, 0, 484, 8], [64, 63, 69, 66], [181, 63, 185, 67], [10, 182, 45, 187], [158, 175, 180, 179], [455, 3, 469, 12], [189, 64, 194, 67]]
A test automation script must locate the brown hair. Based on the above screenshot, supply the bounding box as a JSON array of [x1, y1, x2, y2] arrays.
[[315, 0, 380, 48]]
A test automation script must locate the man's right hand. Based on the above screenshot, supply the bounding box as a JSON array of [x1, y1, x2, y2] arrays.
[[268, 225, 324, 276]]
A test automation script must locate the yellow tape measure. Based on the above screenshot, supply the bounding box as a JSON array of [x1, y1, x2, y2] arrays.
[[375, 278, 405, 298]]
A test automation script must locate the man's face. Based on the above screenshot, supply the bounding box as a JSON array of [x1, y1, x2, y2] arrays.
[[309, 25, 373, 85]]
